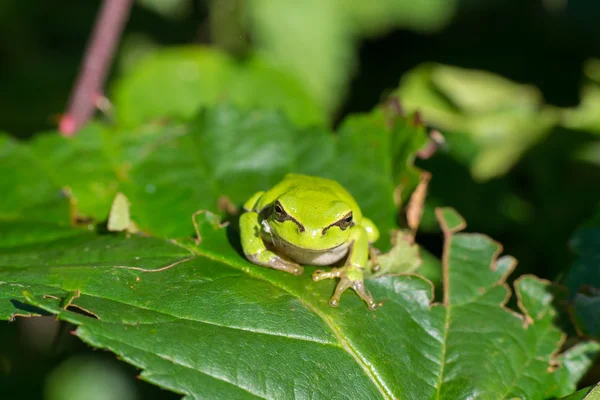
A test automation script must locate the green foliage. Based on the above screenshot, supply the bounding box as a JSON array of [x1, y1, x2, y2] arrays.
[[564, 208, 600, 339], [560, 383, 600, 400], [396, 63, 558, 180], [1, 91, 598, 397], [397, 61, 600, 181], [395, 62, 600, 286], [113, 47, 324, 128], [563, 59, 600, 135], [2, 13, 599, 396], [248, 0, 457, 113], [0, 101, 426, 248], [0, 189, 594, 397]]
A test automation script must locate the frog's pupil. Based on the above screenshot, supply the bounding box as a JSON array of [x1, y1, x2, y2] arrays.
[[273, 203, 286, 221]]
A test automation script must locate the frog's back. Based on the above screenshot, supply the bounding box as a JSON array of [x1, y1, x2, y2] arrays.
[[256, 174, 362, 219]]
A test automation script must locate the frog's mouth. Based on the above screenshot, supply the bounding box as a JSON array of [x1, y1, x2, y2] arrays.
[[266, 233, 350, 266], [268, 232, 349, 253]]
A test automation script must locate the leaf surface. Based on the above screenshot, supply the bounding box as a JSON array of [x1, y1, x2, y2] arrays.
[[395, 63, 558, 180], [248, 0, 457, 113], [0, 204, 589, 399], [1, 104, 594, 398], [112, 47, 324, 128], [564, 208, 600, 339], [560, 383, 600, 400], [1, 104, 426, 249]]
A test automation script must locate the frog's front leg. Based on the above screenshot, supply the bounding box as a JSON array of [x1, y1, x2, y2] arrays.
[[240, 211, 304, 275], [312, 225, 377, 310]]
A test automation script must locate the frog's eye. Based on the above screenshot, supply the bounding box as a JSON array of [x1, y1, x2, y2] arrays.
[[272, 202, 306, 231], [337, 212, 353, 231], [321, 212, 353, 235], [273, 202, 287, 222]]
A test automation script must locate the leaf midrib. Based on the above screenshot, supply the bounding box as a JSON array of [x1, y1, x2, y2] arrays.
[[69, 288, 342, 347], [434, 305, 451, 399], [190, 244, 394, 399], [8, 235, 393, 397], [8, 220, 393, 398]]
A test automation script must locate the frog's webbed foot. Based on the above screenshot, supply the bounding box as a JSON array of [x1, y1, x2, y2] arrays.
[[330, 274, 377, 310], [312, 267, 377, 310]]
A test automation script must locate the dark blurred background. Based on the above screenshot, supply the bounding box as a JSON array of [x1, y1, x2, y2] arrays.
[[1, 0, 600, 398]]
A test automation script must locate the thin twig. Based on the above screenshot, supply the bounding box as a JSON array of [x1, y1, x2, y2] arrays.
[[59, 0, 134, 136]]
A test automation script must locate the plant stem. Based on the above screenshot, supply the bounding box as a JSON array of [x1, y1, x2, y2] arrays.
[[59, 0, 134, 136]]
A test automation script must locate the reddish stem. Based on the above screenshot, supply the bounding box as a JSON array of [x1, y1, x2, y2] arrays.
[[59, 0, 134, 136]]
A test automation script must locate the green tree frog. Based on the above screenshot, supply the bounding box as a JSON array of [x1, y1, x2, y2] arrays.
[[239, 174, 380, 309]]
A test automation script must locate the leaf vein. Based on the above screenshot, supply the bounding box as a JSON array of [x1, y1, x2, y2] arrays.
[[76, 325, 268, 400], [73, 291, 341, 347], [193, 247, 395, 399], [499, 322, 555, 399]]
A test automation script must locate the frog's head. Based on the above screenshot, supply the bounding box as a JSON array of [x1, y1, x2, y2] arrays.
[[264, 189, 359, 252]]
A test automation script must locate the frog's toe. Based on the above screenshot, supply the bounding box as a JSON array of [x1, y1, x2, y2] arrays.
[[329, 275, 378, 310], [352, 280, 378, 310], [289, 264, 304, 275], [312, 270, 329, 281], [312, 267, 344, 281], [328, 276, 352, 307], [251, 254, 303, 275], [277, 259, 303, 275]]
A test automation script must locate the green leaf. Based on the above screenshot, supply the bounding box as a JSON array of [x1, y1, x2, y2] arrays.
[[136, 0, 189, 20], [0, 205, 588, 398], [555, 341, 600, 393], [366, 231, 421, 279], [20, 124, 120, 220], [562, 59, 600, 134], [248, 0, 457, 113], [343, 0, 456, 35], [226, 56, 325, 127], [2, 104, 426, 249], [562, 84, 600, 134], [113, 47, 235, 126], [112, 47, 324, 128], [0, 134, 73, 225], [573, 293, 600, 337], [560, 382, 600, 400], [2, 104, 593, 397], [396, 63, 559, 180], [564, 207, 600, 339]]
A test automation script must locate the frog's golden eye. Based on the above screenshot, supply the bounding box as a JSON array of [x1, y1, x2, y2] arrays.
[[273, 202, 287, 222], [272, 202, 306, 232], [337, 212, 353, 230], [322, 212, 354, 235]]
